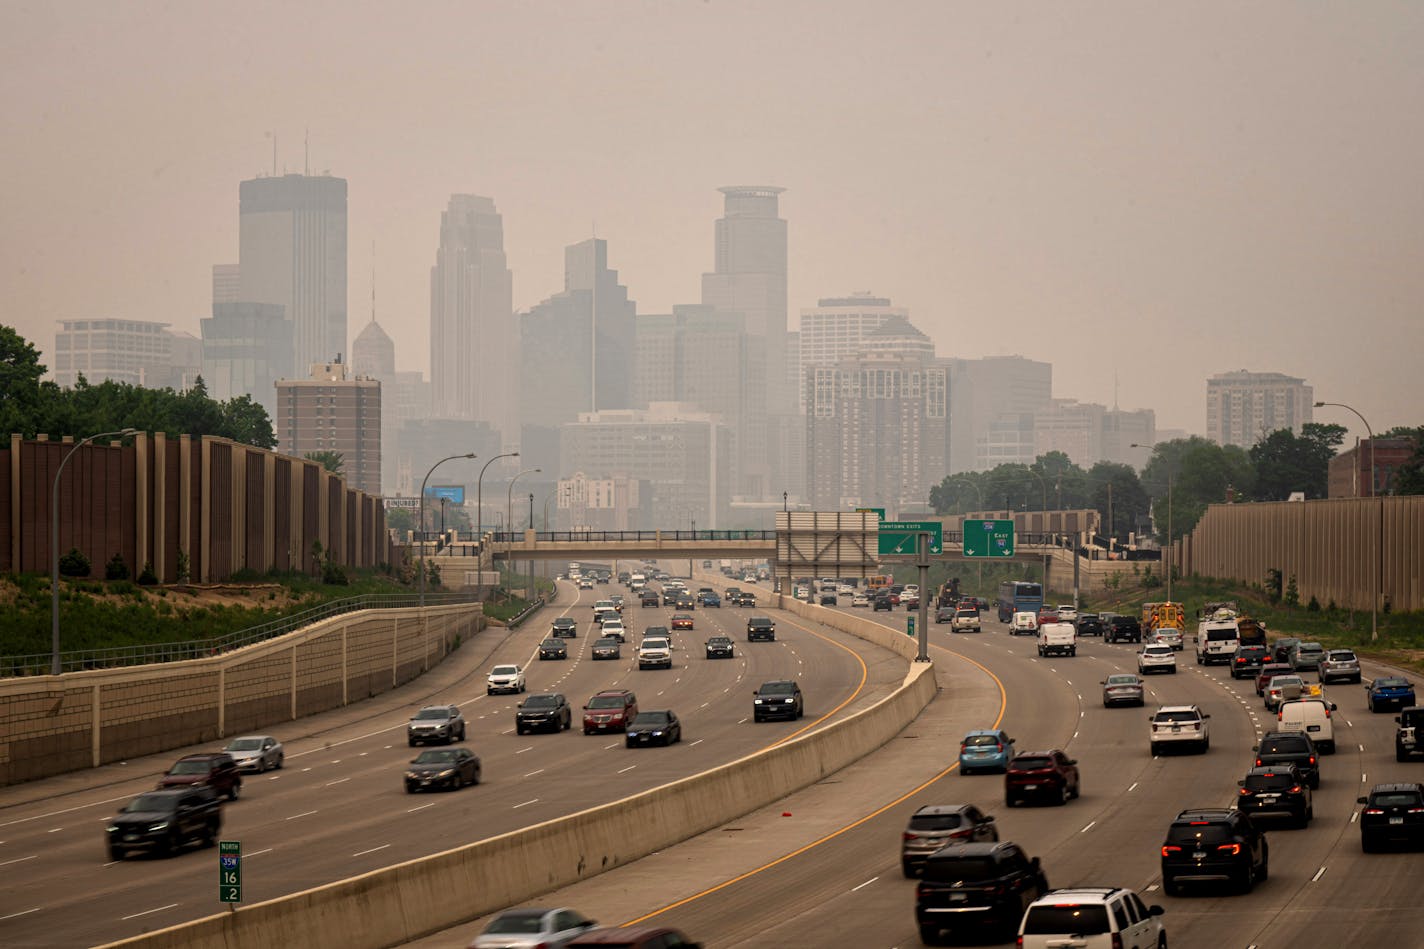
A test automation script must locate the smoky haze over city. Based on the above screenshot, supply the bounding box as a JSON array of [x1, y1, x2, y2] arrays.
[[3, 1, 1422, 526]]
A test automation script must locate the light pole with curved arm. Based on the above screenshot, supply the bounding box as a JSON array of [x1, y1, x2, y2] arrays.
[[476, 452, 519, 537], [506, 468, 542, 542], [53, 428, 140, 675], [1315, 401, 1380, 641], [419, 452, 476, 606], [952, 477, 986, 593]]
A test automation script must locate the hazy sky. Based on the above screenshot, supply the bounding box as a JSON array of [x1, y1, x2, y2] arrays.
[[3, 1, 1421, 440]]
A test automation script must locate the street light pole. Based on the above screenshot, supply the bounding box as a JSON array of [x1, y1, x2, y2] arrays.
[[476, 452, 519, 537], [1131, 441, 1173, 601], [52, 428, 139, 675], [1315, 401, 1380, 642], [419, 452, 476, 607], [507, 468, 541, 599]]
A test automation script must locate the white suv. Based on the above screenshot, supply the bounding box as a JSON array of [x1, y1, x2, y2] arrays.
[[1149, 705, 1210, 755], [1019, 887, 1166, 949], [637, 637, 672, 670], [486, 664, 526, 695], [1137, 643, 1177, 675]]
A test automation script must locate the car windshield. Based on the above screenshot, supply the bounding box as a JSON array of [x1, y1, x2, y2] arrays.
[[1106, 675, 1139, 686], [1260, 736, 1309, 754], [1298, 643, 1322, 653], [1167, 822, 1232, 846], [1206, 629, 1238, 641], [1238, 646, 1266, 656], [595, 638, 618, 647], [642, 639, 669, 649], [631, 713, 669, 727], [167, 760, 211, 774], [541, 639, 563, 648], [123, 794, 177, 813], [1270, 677, 1302, 689], [1022, 904, 1110, 935], [588, 695, 627, 709], [1245, 772, 1296, 790], [1371, 791, 1424, 807], [1377, 678, 1410, 688], [491, 666, 518, 676], [964, 734, 1001, 747], [1155, 710, 1200, 723], [414, 708, 449, 720], [413, 750, 457, 764], [909, 812, 965, 832], [1012, 757, 1053, 770], [1327, 650, 1356, 661], [760, 682, 797, 695], [1401, 710, 1424, 727], [485, 911, 546, 935], [226, 738, 262, 751], [524, 695, 559, 708], [922, 856, 1001, 883], [1144, 646, 1172, 656]]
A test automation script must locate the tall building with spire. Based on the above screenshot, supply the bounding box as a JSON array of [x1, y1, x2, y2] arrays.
[[429, 195, 515, 435]]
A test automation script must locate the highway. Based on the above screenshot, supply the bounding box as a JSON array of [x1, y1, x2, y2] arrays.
[[414, 580, 1423, 949], [0, 577, 909, 948]]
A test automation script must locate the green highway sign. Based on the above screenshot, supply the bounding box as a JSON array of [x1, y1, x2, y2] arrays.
[[219, 840, 241, 903], [878, 520, 943, 556], [962, 519, 1015, 558]]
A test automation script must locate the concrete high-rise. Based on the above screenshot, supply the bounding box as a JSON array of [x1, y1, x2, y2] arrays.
[[275, 359, 381, 495], [430, 195, 515, 435], [238, 174, 348, 372], [54, 318, 198, 390], [946, 355, 1052, 472], [1206, 370, 1313, 448], [212, 264, 240, 306], [797, 293, 909, 410], [200, 303, 294, 418]]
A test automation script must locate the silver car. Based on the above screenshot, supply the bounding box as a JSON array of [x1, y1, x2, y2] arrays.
[[223, 735, 284, 772], [470, 907, 597, 949], [1318, 648, 1360, 684], [1102, 673, 1146, 707]]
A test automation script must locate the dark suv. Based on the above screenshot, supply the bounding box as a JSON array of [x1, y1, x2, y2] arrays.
[[1106, 615, 1142, 643], [583, 689, 638, 735], [157, 752, 242, 801], [1237, 764, 1313, 827], [107, 787, 222, 859], [746, 616, 776, 642], [900, 804, 998, 877], [1357, 782, 1424, 851], [752, 680, 803, 722], [551, 617, 578, 638], [1230, 644, 1269, 679], [1160, 808, 1268, 895], [1005, 750, 1080, 807], [1075, 613, 1104, 637], [1253, 731, 1320, 789], [516, 693, 572, 734], [915, 841, 1048, 943]]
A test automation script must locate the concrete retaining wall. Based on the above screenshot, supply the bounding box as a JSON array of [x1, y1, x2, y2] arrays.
[[104, 593, 938, 949]]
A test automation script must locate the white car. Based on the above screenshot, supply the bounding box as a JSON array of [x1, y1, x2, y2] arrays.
[[1149, 705, 1210, 754], [851, 592, 869, 607], [903, 584, 920, 598], [487, 664, 526, 695], [1149, 627, 1184, 651], [1019, 887, 1166, 949], [600, 618, 627, 642], [1055, 605, 1078, 623], [838, 583, 855, 596], [1137, 644, 1178, 675], [637, 637, 673, 670]]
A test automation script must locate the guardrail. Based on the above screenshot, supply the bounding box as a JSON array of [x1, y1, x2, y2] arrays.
[[1, 591, 482, 678], [489, 529, 779, 543]]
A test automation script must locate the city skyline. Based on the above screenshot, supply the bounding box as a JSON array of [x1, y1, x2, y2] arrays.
[[3, 2, 1421, 442]]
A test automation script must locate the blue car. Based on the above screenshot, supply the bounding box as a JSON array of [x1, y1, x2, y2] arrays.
[[1367, 676, 1416, 713], [958, 729, 1016, 774], [700, 593, 722, 608]]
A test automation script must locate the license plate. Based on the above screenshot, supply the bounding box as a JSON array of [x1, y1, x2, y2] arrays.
[[1307, 725, 1321, 732], [948, 894, 967, 902], [1172, 726, 1181, 733], [1391, 816, 1404, 824], [1193, 851, 1206, 860], [1023, 783, 1038, 789]]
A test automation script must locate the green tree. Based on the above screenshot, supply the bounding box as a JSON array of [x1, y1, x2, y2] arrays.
[[1085, 461, 1148, 544], [305, 450, 345, 475], [0, 324, 51, 435], [221, 395, 277, 449], [1383, 426, 1424, 495], [1248, 423, 1345, 500], [1143, 437, 1255, 539]]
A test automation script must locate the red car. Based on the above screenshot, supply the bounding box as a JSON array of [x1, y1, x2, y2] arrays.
[[1036, 609, 1059, 626], [1256, 661, 1294, 696], [1004, 749, 1080, 807], [671, 614, 694, 630]]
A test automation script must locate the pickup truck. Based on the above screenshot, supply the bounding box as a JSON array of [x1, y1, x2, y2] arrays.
[[637, 637, 673, 670], [1036, 622, 1077, 657], [915, 841, 1048, 944], [950, 606, 981, 633]]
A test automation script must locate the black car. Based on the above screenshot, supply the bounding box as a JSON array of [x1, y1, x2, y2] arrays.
[[404, 747, 481, 792], [538, 638, 568, 660], [705, 636, 734, 659], [107, 787, 222, 859], [915, 842, 1048, 943], [626, 710, 682, 747], [818, 591, 837, 606], [550, 617, 578, 639], [746, 617, 776, 642], [753, 680, 804, 721], [1253, 731, 1320, 789], [873, 595, 893, 612], [1160, 807, 1268, 895], [644, 624, 671, 642], [1075, 613, 1104, 637], [1237, 764, 1313, 827], [516, 692, 572, 734], [639, 590, 659, 607], [674, 594, 696, 611], [1105, 615, 1142, 643], [1358, 782, 1424, 851], [591, 635, 621, 660], [1230, 644, 1269, 679]]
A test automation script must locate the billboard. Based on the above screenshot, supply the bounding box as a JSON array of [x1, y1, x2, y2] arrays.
[[425, 485, 466, 504]]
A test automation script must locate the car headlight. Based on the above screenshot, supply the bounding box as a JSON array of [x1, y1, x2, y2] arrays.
[[784, 698, 795, 704], [754, 699, 764, 704], [106, 824, 119, 832], [652, 731, 663, 736], [150, 822, 169, 831], [438, 769, 455, 778], [405, 771, 420, 779]]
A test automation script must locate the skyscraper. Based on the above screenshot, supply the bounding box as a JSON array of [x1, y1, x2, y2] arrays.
[[238, 174, 348, 372], [946, 355, 1053, 472], [54, 318, 193, 390], [430, 195, 515, 435], [200, 303, 293, 418], [1206, 370, 1313, 448], [797, 293, 909, 410], [275, 359, 382, 495]]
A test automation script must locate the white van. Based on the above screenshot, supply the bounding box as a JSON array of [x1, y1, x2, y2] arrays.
[[1010, 611, 1039, 637], [1277, 697, 1337, 754], [1194, 619, 1240, 665], [1037, 622, 1077, 657]]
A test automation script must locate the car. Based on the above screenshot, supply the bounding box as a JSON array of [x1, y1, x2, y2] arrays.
[[958, 729, 1016, 773], [1291, 641, 1326, 671], [1160, 808, 1268, 895], [951, 606, 981, 633], [700, 592, 722, 608], [932, 605, 954, 624], [793, 585, 811, 601], [565, 926, 702, 948], [538, 638, 568, 660], [1256, 661, 1294, 696], [704, 636, 734, 659], [1137, 643, 1177, 675], [643, 623, 671, 641], [1105, 615, 1142, 643], [669, 613, 694, 631], [1101, 672, 1146, 707], [1036, 608, 1059, 626], [838, 583, 855, 596], [1054, 605, 1078, 623], [637, 637, 673, 670], [1229, 644, 1268, 679], [674, 594, 696, 611], [1004, 750, 1080, 806], [404, 747, 481, 792], [1264, 674, 1306, 712], [577, 577, 594, 590], [599, 618, 627, 642], [487, 664, 526, 695], [852, 592, 870, 608], [752, 680, 804, 721], [1037, 621, 1077, 657], [746, 616, 776, 641], [915, 841, 1048, 944], [1149, 705, 1210, 755], [638, 590, 659, 607], [550, 617, 578, 638], [407, 704, 467, 746], [1075, 613, 1104, 637], [734, 591, 757, 607], [608, 594, 624, 609], [626, 710, 681, 747], [1367, 676, 1417, 712], [1236, 764, 1313, 827], [516, 693, 572, 734], [1357, 782, 1424, 851], [157, 752, 242, 800], [1018, 887, 1166, 949], [900, 804, 999, 877], [1148, 627, 1184, 651], [1253, 730, 1320, 788], [818, 591, 837, 606], [583, 689, 638, 735], [106, 787, 222, 859], [591, 635, 621, 660], [661, 589, 680, 606], [1009, 611, 1038, 636], [1397, 706, 1424, 761], [1272, 636, 1301, 664], [222, 735, 284, 773], [1318, 648, 1361, 684], [901, 594, 920, 610], [471, 906, 599, 949], [591, 599, 618, 622]]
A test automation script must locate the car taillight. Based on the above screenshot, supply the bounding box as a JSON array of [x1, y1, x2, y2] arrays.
[[1255, 758, 1264, 766], [1364, 808, 1384, 815], [1290, 785, 1302, 793], [903, 832, 918, 841], [960, 743, 968, 754], [1409, 808, 1424, 814], [1238, 787, 1252, 795], [1217, 843, 1241, 855], [1112, 935, 1124, 949], [949, 829, 973, 840], [1308, 756, 1316, 765], [1162, 845, 1182, 856]]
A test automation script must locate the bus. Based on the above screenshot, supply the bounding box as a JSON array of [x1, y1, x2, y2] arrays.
[[997, 580, 1044, 622], [867, 574, 894, 592]]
